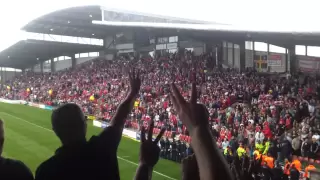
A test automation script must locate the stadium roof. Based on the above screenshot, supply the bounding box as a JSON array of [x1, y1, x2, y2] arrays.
[[0, 39, 103, 69], [19, 5, 320, 47], [2, 5, 320, 69], [21, 6, 217, 39]]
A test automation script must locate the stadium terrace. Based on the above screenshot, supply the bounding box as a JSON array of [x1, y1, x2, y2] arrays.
[[0, 5, 319, 180]]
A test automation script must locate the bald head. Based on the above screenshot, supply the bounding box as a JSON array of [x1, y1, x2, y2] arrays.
[[52, 103, 87, 145]]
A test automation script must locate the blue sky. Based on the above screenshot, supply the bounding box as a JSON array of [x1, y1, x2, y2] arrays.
[[0, 0, 319, 54]]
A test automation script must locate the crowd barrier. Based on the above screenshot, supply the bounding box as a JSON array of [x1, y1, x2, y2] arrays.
[[0, 98, 27, 105]]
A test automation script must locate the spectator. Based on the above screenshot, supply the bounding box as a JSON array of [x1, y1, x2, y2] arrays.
[[291, 134, 301, 156], [0, 120, 34, 180], [35, 71, 141, 180], [301, 138, 310, 157]]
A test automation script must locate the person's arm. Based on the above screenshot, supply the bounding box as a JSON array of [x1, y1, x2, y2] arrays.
[[170, 81, 233, 180], [135, 163, 153, 180], [191, 126, 232, 180], [182, 154, 200, 180], [100, 70, 141, 146], [135, 121, 165, 180]]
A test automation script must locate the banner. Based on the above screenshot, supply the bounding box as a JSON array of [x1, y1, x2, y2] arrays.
[[297, 55, 320, 72], [0, 98, 26, 104], [44, 105, 54, 110], [123, 129, 137, 139], [101, 122, 108, 128], [116, 43, 134, 50], [136, 132, 141, 141], [166, 43, 177, 49], [254, 54, 268, 70], [267, 54, 282, 66], [28, 102, 40, 108], [93, 120, 102, 128], [87, 115, 96, 121]]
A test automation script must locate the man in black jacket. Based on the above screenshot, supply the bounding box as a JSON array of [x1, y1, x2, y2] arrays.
[[261, 161, 272, 180], [36, 70, 141, 180], [309, 138, 319, 159], [0, 120, 34, 180], [280, 137, 292, 162], [289, 164, 300, 180], [271, 161, 283, 180]]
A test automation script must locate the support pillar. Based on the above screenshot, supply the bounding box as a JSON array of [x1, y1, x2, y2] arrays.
[[225, 42, 228, 66], [267, 43, 270, 72], [305, 45, 308, 56], [103, 38, 106, 47], [252, 41, 256, 69], [285, 49, 288, 72], [204, 43, 212, 54], [40, 61, 43, 74], [239, 41, 246, 72], [50, 59, 55, 73], [232, 43, 235, 67], [31, 66, 35, 73], [71, 55, 76, 69], [288, 46, 296, 72]]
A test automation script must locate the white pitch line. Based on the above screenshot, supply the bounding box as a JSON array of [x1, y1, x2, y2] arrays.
[[121, 156, 130, 158], [0, 112, 177, 180]]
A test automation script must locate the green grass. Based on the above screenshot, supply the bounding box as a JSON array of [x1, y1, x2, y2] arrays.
[[0, 102, 180, 180]]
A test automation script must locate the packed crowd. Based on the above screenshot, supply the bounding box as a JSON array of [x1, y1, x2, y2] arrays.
[[1, 51, 320, 179]]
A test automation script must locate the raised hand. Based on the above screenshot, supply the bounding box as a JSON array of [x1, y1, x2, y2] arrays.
[[108, 69, 141, 148], [181, 154, 200, 180], [128, 69, 141, 96], [170, 82, 209, 134], [139, 121, 165, 167]]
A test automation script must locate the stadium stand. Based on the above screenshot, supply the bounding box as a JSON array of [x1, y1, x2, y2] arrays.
[[0, 4, 320, 180]]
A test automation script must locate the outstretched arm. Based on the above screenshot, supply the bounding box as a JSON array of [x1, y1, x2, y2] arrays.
[[170, 82, 233, 180], [135, 121, 165, 180], [100, 69, 141, 147]]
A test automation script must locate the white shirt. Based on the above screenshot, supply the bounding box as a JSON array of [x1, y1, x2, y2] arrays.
[[222, 141, 229, 150], [155, 114, 160, 121], [255, 132, 265, 143]]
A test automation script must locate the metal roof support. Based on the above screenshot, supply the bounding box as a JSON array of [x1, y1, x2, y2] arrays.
[[288, 46, 296, 73], [285, 49, 289, 72], [252, 41, 256, 69], [71, 54, 76, 69], [239, 41, 246, 72], [40, 61, 44, 74], [267, 43, 270, 72], [305, 45, 308, 56], [50, 59, 55, 73], [232, 43, 235, 68]]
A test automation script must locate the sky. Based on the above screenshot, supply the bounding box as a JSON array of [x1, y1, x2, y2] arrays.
[[0, 0, 320, 54]]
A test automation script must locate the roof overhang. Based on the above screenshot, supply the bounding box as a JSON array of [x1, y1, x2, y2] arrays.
[[0, 39, 103, 69]]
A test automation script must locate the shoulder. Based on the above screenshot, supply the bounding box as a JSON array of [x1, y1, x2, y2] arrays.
[[35, 156, 56, 178], [0, 157, 33, 180], [88, 126, 118, 149]]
